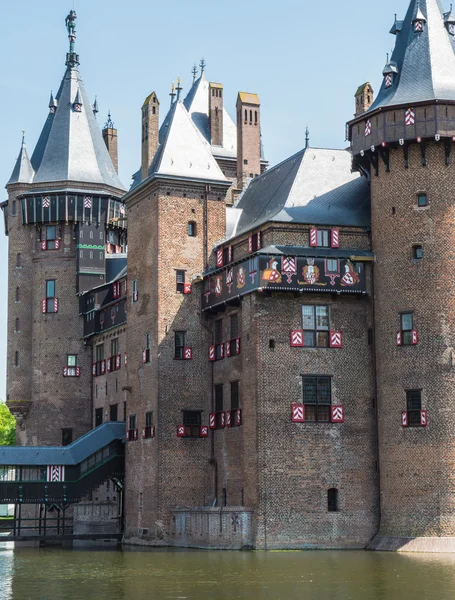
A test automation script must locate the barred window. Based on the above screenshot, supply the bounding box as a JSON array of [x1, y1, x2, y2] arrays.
[[328, 488, 338, 512], [401, 313, 414, 346], [182, 410, 202, 438], [231, 381, 239, 410], [175, 331, 185, 360], [45, 225, 58, 250], [302, 305, 329, 347], [303, 376, 332, 422], [45, 280, 57, 313], [176, 270, 185, 293], [317, 230, 330, 247], [66, 354, 78, 377], [406, 390, 422, 427], [230, 314, 239, 339]]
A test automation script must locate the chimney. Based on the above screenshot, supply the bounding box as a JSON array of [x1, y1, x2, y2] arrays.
[[209, 82, 223, 147], [141, 92, 160, 181], [354, 82, 374, 117], [236, 92, 261, 190], [102, 112, 119, 173]]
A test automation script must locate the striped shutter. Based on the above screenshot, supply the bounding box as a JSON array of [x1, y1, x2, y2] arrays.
[[208, 346, 216, 361], [200, 426, 209, 437], [225, 342, 231, 358], [329, 331, 343, 348], [177, 426, 185, 437], [228, 246, 233, 263], [235, 338, 241, 355], [92, 363, 96, 376], [291, 404, 305, 423], [184, 347, 192, 360], [76, 367, 81, 377], [331, 228, 340, 248], [396, 332, 402, 346], [55, 239, 60, 250], [41, 241, 47, 251], [226, 411, 232, 427], [209, 413, 216, 429], [116, 354, 121, 370], [183, 283, 192, 294], [411, 330, 419, 345], [53, 299, 59, 313], [257, 231, 262, 250], [248, 235, 253, 253], [290, 330, 304, 347], [216, 248, 224, 267], [235, 409, 242, 426], [309, 228, 318, 247], [42, 299, 47, 314], [331, 406, 345, 423], [401, 411, 408, 427], [420, 410, 428, 427]]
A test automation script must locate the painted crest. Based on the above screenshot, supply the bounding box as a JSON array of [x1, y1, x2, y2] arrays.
[[214, 275, 222, 297], [226, 268, 234, 293], [237, 266, 246, 289], [340, 260, 360, 287], [262, 258, 282, 283], [302, 258, 320, 285], [282, 257, 297, 283], [365, 120, 372, 136]]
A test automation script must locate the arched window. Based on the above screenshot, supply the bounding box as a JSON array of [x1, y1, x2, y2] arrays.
[[90, 251, 93, 259], [100, 252, 103, 260], [80, 250, 83, 259], [99, 231, 103, 240], [152, 106, 156, 115], [14, 351, 19, 367], [16, 253, 21, 267], [90, 231, 94, 239], [221, 488, 227, 507], [328, 488, 338, 512], [15, 287, 20, 302], [188, 221, 196, 237], [249, 110, 253, 122], [244, 109, 247, 122], [15, 318, 20, 332], [80, 230, 83, 239], [254, 111, 258, 125]]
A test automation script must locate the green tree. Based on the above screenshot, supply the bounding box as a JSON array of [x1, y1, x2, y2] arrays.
[[0, 403, 16, 446]]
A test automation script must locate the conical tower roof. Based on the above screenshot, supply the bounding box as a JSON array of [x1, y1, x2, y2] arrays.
[[26, 12, 125, 192], [7, 135, 35, 185], [367, 0, 455, 113]]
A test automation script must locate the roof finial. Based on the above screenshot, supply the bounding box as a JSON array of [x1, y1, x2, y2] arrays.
[[65, 9, 80, 67], [305, 126, 310, 149], [192, 64, 198, 82], [176, 76, 183, 101], [93, 96, 99, 116], [170, 81, 176, 106], [104, 111, 114, 129], [199, 57, 206, 73], [21, 130, 25, 147]]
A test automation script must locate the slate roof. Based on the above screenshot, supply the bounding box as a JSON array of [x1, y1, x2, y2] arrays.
[[25, 63, 125, 192], [230, 147, 370, 238], [7, 140, 35, 185], [367, 0, 455, 113], [0, 422, 125, 466]]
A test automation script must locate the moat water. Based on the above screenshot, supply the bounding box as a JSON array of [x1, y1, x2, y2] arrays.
[[0, 542, 454, 599]]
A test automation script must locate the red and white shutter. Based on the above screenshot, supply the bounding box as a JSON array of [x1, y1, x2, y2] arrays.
[[331, 228, 340, 248], [228, 246, 233, 263], [209, 413, 216, 429], [200, 426, 209, 438], [142, 427, 146, 439], [101, 360, 105, 375], [420, 410, 428, 427], [329, 331, 343, 348], [291, 404, 305, 423], [411, 330, 419, 345], [220, 412, 226, 428], [235, 409, 242, 426], [41, 240, 47, 251], [401, 411, 408, 427], [220, 344, 225, 359], [290, 330, 304, 347], [76, 366, 81, 377], [126, 430, 130, 442], [331, 405, 345, 423], [47, 466, 65, 482], [55, 239, 60, 250], [92, 363, 96, 376], [53, 298, 59, 313], [184, 347, 192, 360], [177, 425, 186, 437], [116, 354, 121, 370], [248, 235, 253, 253], [142, 350, 147, 363], [124, 352, 128, 367], [216, 248, 224, 268], [226, 411, 232, 427], [257, 231, 262, 250], [63, 367, 68, 377], [225, 342, 231, 358], [396, 332, 403, 346], [42, 299, 47, 314], [309, 228, 318, 247], [183, 283, 192, 295], [208, 345, 216, 361], [134, 429, 138, 441], [235, 338, 241, 355], [107, 358, 112, 373], [150, 425, 156, 438]]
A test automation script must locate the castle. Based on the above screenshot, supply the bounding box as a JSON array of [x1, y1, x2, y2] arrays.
[[4, 0, 455, 551]]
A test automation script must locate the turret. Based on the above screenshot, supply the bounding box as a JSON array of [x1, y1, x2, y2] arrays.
[[236, 92, 261, 190], [347, 0, 455, 549], [354, 83, 374, 117], [141, 91, 160, 181]]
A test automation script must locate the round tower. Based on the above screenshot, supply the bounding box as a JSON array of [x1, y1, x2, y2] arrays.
[[348, 0, 455, 546], [3, 11, 126, 446]]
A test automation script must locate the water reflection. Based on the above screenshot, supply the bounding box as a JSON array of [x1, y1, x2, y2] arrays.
[[1, 544, 455, 600]]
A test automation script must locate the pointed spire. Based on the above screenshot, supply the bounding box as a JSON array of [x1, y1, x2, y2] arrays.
[[192, 64, 198, 82], [199, 57, 206, 74], [176, 76, 183, 101], [7, 131, 35, 186], [48, 91, 58, 114], [65, 10, 80, 67], [93, 96, 99, 116], [170, 82, 176, 106], [305, 127, 310, 149]]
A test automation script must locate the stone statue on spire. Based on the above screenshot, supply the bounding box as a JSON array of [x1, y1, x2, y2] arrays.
[[65, 10, 80, 68]]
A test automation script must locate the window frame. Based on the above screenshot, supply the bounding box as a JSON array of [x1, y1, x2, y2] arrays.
[[317, 229, 330, 248], [302, 305, 330, 348], [302, 375, 332, 423], [406, 389, 422, 427], [45, 279, 57, 314], [412, 245, 423, 260], [176, 270, 186, 293], [182, 410, 202, 438], [174, 331, 186, 360], [400, 312, 414, 346], [417, 192, 428, 207], [45, 225, 58, 250], [328, 488, 338, 512], [188, 221, 197, 237], [66, 354, 78, 377]]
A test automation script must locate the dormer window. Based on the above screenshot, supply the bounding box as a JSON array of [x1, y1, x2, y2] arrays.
[[444, 10, 455, 35], [412, 3, 426, 32], [385, 74, 392, 88], [73, 89, 83, 113]]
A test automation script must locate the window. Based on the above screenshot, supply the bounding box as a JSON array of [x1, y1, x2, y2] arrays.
[[176, 270, 186, 293], [417, 193, 428, 207], [244, 159, 248, 165], [14, 351, 19, 367], [62, 428, 73, 447], [230, 314, 239, 339], [214, 384, 224, 429], [15, 318, 20, 333], [110, 404, 118, 422], [221, 488, 227, 507], [400, 313, 414, 346], [413, 245, 423, 260], [128, 414, 137, 438], [132, 279, 138, 303], [175, 331, 185, 360], [182, 410, 202, 438], [110, 338, 120, 371], [45, 280, 57, 313], [145, 333, 151, 363], [11, 201, 17, 216], [45, 225, 58, 250], [406, 390, 422, 427], [328, 488, 338, 512], [16, 253, 21, 267], [231, 382, 239, 410], [215, 319, 224, 359], [302, 376, 332, 422], [302, 305, 329, 347], [95, 408, 103, 427], [317, 230, 330, 247], [144, 411, 154, 438], [326, 259, 339, 273], [15, 287, 20, 302], [66, 354, 78, 377], [95, 343, 104, 376], [188, 222, 196, 237]]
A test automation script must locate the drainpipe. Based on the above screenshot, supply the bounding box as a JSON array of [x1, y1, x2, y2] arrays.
[[371, 256, 382, 541]]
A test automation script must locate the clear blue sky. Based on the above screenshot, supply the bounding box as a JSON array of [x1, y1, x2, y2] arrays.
[[0, 0, 410, 397]]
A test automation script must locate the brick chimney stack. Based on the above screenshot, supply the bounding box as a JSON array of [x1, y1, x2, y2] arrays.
[[102, 112, 119, 174], [354, 82, 374, 117], [209, 82, 223, 147], [236, 92, 261, 190], [141, 92, 160, 181]]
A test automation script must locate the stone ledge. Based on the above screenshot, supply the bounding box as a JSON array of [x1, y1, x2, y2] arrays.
[[368, 535, 455, 553]]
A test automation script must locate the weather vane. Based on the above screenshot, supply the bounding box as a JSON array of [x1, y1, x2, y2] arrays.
[[199, 58, 206, 73], [192, 64, 198, 82]]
